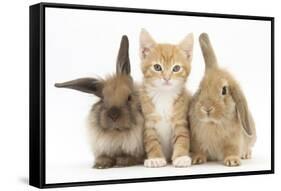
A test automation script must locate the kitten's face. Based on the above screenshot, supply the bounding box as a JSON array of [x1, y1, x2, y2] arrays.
[[142, 44, 191, 89], [140, 29, 193, 90]]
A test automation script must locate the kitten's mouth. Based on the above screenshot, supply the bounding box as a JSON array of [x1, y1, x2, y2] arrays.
[[163, 81, 171, 86]]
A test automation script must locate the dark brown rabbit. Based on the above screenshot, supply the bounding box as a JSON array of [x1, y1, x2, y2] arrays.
[[55, 36, 144, 169]]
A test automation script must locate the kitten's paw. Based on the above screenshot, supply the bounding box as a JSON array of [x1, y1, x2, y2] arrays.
[[173, 156, 192, 167], [144, 158, 167, 168], [224, 155, 241, 167], [241, 150, 252, 159], [192, 154, 207, 165]]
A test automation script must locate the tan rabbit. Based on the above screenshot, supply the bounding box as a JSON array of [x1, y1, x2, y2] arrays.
[[55, 36, 145, 169], [189, 33, 256, 167]]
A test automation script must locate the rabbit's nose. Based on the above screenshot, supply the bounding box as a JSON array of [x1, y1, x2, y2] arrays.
[[108, 107, 121, 121], [201, 106, 215, 114]]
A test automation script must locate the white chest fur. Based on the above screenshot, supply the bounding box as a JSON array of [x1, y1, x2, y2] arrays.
[[147, 85, 182, 159]]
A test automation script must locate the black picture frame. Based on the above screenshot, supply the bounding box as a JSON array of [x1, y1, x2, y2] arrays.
[[29, 2, 275, 189]]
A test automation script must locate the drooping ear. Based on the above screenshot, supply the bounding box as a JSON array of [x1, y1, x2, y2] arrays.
[[55, 78, 103, 98], [178, 33, 194, 60], [230, 83, 253, 136], [116, 35, 131, 75], [199, 33, 218, 72], [139, 29, 156, 60]]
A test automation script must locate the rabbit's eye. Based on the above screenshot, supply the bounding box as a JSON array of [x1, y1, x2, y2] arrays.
[[222, 86, 227, 95], [153, 64, 162, 71], [127, 95, 132, 102], [172, 65, 181, 72]]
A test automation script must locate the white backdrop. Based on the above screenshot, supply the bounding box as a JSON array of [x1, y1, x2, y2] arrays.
[[0, 0, 280, 191], [45, 7, 271, 183]]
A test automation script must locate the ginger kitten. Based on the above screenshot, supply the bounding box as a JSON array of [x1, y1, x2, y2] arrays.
[[139, 29, 194, 167]]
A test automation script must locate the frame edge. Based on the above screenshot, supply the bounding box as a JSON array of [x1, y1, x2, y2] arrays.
[[29, 3, 45, 188], [40, 2, 274, 20], [270, 17, 275, 174]]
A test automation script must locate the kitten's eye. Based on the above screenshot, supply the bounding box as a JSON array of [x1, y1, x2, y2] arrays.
[[172, 65, 181, 72], [153, 64, 162, 71], [222, 86, 227, 95]]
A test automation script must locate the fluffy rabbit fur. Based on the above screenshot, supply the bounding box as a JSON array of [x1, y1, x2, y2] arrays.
[[55, 36, 145, 169], [189, 33, 256, 167]]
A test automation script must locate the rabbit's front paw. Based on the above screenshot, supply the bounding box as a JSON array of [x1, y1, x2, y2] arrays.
[[192, 154, 207, 165], [116, 156, 139, 167], [93, 156, 115, 169], [241, 150, 252, 159], [224, 155, 241, 167]]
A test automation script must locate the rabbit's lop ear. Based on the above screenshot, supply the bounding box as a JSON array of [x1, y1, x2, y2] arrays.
[[230, 84, 253, 136], [55, 78, 103, 98], [116, 35, 131, 75], [199, 33, 218, 72]]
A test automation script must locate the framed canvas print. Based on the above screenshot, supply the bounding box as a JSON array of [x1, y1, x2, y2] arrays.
[[29, 2, 275, 188]]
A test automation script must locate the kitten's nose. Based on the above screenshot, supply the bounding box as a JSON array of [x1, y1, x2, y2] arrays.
[[163, 76, 171, 83], [163, 72, 171, 82], [108, 107, 121, 121]]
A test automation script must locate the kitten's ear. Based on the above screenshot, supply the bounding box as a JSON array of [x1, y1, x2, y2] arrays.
[[140, 29, 156, 60], [178, 33, 194, 60]]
